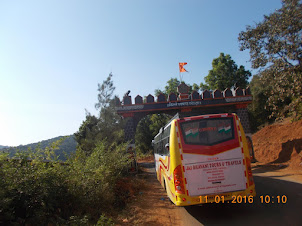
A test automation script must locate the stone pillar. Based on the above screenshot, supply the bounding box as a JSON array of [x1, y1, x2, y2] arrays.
[[124, 117, 136, 143], [123, 112, 146, 144], [236, 105, 251, 134]]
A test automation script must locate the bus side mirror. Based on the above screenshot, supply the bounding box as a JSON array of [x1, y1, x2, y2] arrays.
[[165, 143, 169, 151]]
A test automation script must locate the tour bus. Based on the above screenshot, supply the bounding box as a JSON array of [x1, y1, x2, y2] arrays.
[[153, 113, 256, 206]]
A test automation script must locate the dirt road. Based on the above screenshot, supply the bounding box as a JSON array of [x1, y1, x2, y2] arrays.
[[126, 161, 302, 226], [123, 161, 183, 225]]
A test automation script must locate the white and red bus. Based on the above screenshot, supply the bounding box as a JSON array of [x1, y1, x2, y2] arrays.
[[153, 113, 256, 206]]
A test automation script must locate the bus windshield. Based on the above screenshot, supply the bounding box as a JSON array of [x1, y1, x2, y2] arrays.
[[180, 117, 234, 146]]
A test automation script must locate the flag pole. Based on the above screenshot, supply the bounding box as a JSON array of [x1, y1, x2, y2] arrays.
[[179, 71, 182, 83]]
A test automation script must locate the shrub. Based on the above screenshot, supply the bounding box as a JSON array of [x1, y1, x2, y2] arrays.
[[0, 146, 71, 224], [0, 140, 130, 225], [67, 141, 130, 218]]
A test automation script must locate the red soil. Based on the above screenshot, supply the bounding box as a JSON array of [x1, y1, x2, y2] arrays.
[[252, 118, 302, 170]]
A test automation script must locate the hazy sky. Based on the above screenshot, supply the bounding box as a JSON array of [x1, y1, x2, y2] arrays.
[[0, 0, 282, 146]]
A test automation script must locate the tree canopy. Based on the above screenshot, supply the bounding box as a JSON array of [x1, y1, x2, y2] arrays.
[[154, 78, 180, 96], [135, 114, 171, 154], [154, 78, 193, 97], [75, 73, 124, 153], [239, 0, 302, 119], [247, 75, 275, 131], [203, 53, 251, 91]]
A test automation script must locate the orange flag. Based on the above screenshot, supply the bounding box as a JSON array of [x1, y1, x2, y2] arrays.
[[179, 62, 188, 72]]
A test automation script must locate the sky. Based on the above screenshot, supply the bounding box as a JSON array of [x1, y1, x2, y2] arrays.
[[0, 0, 282, 146]]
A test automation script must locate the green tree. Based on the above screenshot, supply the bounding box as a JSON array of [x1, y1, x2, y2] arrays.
[[199, 82, 210, 91], [135, 115, 153, 154], [149, 114, 171, 137], [155, 78, 181, 97], [75, 73, 124, 154], [203, 53, 251, 90], [165, 78, 181, 95], [155, 78, 194, 97], [74, 114, 99, 154], [192, 83, 200, 91], [135, 114, 171, 154], [95, 73, 115, 110], [238, 0, 302, 119], [248, 75, 275, 131], [97, 95, 125, 144]]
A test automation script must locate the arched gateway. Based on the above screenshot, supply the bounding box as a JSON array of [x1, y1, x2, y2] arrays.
[[116, 83, 253, 144]]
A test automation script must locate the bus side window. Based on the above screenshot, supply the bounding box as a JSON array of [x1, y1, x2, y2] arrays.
[[158, 140, 162, 155], [154, 135, 161, 155], [160, 135, 163, 155], [164, 125, 171, 156], [157, 142, 161, 155]]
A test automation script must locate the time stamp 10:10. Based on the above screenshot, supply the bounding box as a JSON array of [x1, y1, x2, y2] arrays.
[[200, 195, 288, 204]]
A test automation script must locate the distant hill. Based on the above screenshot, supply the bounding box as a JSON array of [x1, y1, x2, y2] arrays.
[[0, 145, 10, 150], [1, 135, 77, 161]]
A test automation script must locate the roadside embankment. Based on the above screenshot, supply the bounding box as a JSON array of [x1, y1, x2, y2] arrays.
[[252, 118, 302, 171]]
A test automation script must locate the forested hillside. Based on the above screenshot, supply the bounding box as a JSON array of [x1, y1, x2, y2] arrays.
[[1, 135, 77, 161]]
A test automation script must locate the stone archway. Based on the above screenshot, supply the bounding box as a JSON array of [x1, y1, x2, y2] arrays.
[[116, 84, 252, 144]]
